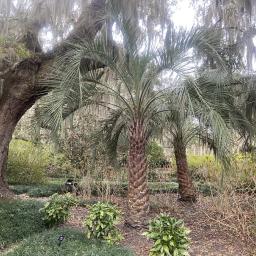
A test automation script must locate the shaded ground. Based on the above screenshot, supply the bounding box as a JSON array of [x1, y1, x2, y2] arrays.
[[64, 194, 255, 256]]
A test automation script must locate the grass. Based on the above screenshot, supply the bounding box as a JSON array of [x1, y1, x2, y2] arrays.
[[0, 199, 133, 256], [0, 200, 45, 249], [4, 228, 134, 256]]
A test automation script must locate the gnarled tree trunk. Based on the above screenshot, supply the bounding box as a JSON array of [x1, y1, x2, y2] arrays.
[[126, 119, 149, 228], [0, 58, 42, 196], [0, 0, 106, 196], [174, 138, 197, 202]]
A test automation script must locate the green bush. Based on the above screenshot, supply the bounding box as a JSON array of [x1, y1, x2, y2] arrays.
[[187, 154, 221, 182], [0, 36, 31, 59], [147, 141, 167, 168], [0, 200, 45, 249], [28, 184, 63, 197], [143, 214, 190, 256], [149, 181, 179, 193], [196, 182, 218, 196], [46, 152, 78, 178], [4, 228, 134, 256], [7, 139, 76, 184], [231, 153, 256, 193], [7, 139, 51, 185], [40, 193, 77, 227], [186, 153, 256, 193], [84, 202, 123, 244], [9, 185, 32, 195]]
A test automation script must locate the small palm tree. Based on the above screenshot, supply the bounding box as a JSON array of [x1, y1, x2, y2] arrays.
[[41, 14, 226, 227], [165, 72, 249, 201]]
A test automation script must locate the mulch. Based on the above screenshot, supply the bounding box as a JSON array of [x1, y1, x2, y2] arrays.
[[64, 194, 255, 256], [14, 192, 255, 255]]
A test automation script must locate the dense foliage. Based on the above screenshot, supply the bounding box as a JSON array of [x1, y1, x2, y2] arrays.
[[0, 200, 45, 249], [40, 193, 77, 227], [7, 139, 76, 185], [144, 214, 190, 256], [84, 202, 123, 244], [7, 140, 50, 185], [147, 141, 167, 168], [4, 228, 133, 256]]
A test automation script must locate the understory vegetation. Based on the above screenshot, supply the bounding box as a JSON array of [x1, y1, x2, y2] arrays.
[[6, 138, 255, 252], [8, 139, 255, 197], [0, 200, 45, 249], [1, 0, 256, 255], [4, 228, 133, 256], [0, 200, 133, 256]]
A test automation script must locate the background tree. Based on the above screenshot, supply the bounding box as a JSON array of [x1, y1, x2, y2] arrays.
[[0, 0, 107, 196], [40, 11, 231, 226], [164, 71, 249, 201], [0, 0, 173, 195]]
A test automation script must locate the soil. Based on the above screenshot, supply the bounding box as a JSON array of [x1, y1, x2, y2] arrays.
[[64, 194, 255, 256], [14, 192, 255, 255]]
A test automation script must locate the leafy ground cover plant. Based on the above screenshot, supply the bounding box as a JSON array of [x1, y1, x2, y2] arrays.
[[143, 214, 190, 256], [84, 202, 123, 244], [0, 200, 45, 249], [40, 193, 77, 227], [4, 228, 134, 256]]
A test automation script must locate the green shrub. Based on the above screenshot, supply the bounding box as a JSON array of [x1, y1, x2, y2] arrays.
[[149, 181, 179, 193], [230, 153, 256, 193], [0, 36, 30, 59], [90, 181, 128, 197], [7, 139, 51, 185], [187, 154, 221, 182], [4, 228, 134, 256], [9, 185, 32, 195], [143, 214, 190, 256], [40, 193, 77, 227], [0, 200, 45, 249], [10, 183, 63, 197], [28, 184, 63, 197], [196, 182, 218, 196], [84, 202, 123, 244], [147, 141, 167, 168], [7, 139, 75, 184], [46, 152, 78, 178]]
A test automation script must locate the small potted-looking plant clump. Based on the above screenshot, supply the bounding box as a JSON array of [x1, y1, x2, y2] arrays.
[[143, 213, 190, 256]]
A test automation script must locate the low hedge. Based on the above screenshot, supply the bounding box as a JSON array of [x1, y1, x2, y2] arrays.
[[10, 184, 63, 197]]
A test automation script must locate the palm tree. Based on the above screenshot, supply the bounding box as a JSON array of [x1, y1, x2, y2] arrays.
[[164, 72, 250, 201], [41, 12, 226, 226]]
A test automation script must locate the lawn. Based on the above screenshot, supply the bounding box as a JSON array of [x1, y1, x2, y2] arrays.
[[0, 200, 45, 249], [0, 199, 134, 256], [4, 228, 133, 256]]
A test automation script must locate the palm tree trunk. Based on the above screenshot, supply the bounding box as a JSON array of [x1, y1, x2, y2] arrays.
[[126, 119, 149, 228], [174, 138, 197, 202]]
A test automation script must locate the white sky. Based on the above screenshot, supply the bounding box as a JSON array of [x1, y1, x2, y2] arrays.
[[40, 0, 256, 72], [171, 0, 196, 29], [42, 0, 196, 51]]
